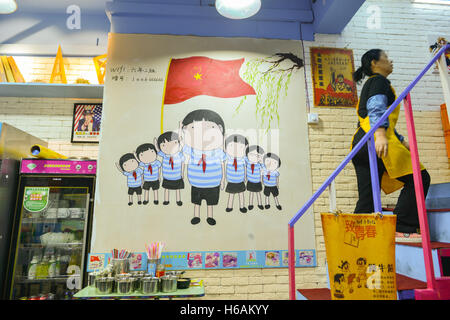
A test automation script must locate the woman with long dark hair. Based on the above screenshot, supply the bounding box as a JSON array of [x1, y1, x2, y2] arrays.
[[351, 49, 431, 243]]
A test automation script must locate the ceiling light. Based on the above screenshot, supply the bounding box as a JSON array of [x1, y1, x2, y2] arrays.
[[0, 0, 17, 14], [215, 0, 261, 19]]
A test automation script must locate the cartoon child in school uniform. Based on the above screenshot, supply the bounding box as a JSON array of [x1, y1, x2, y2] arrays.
[[245, 145, 265, 211], [224, 134, 249, 213], [356, 257, 368, 289], [115, 153, 144, 206], [136, 143, 161, 205], [262, 152, 282, 210], [180, 109, 226, 226], [154, 132, 185, 206]]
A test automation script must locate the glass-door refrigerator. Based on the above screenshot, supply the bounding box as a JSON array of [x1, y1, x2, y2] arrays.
[[5, 159, 96, 300], [0, 122, 47, 299]]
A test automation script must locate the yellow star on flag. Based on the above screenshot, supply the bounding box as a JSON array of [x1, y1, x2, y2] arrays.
[[194, 72, 202, 80]]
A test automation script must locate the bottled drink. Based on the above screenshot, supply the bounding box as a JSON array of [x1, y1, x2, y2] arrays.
[[55, 254, 61, 277], [48, 255, 57, 278], [36, 255, 50, 279], [156, 264, 165, 278], [28, 255, 39, 280], [68, 251, 79, 268], [60, 253, 70, 274]]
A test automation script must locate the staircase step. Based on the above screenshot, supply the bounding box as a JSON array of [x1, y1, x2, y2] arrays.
[[297, 274, 426, 300], [426, 182, 450, 209], [395, 242, 450, 282], [428, 209, 450, 243], [396, 273, 427, 290], [426, 182, 450, 242], [396, 273, 427, 300], [296, 288, 331, 300]]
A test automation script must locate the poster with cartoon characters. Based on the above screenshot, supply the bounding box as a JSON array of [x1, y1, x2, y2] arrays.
[[90, 33, 315, 257], [321, 213, 397, 300]]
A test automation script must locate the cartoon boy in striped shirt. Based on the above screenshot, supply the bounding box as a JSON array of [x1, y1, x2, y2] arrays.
[[224, 134, 249, 213], [180, 109, 226, 226], [136, 143, 161, 205], [262, 152, 282, 210], [154, 132, 185, 206], [116, 153, 144, 206], [245, 145, 265, 211]]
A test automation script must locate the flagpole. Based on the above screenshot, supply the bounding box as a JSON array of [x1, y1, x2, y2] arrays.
[[160, 58, 173, 134]]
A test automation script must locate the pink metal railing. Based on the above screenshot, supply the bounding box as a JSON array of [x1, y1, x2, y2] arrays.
[[288, 44, 450, 300]]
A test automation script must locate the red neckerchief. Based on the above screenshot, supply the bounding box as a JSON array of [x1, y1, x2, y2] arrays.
[[148, 164, 152, 175], [251, 163, 255, 174], [267, 173, 271, 181], [133, 171, 137, 181], [198, 154, 206, 173], [169, 157, 174, 170], [233, 158, 237, 171]]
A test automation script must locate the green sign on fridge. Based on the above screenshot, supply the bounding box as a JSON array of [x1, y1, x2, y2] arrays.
[[23, 187, 50, 212]]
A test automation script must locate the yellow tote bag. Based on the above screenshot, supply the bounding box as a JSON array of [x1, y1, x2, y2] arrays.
[[321, 213, 397, 300]]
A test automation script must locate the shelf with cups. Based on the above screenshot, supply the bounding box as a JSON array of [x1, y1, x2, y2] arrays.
[[73, 283, 205, 300]]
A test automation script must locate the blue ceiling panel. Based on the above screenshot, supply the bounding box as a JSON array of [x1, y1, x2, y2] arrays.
[[106, 0, 315, 40], [0, 0, 366, 56], [312, 0, 366, 34]]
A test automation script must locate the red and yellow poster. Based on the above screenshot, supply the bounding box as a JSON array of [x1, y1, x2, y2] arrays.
[[310, 47, 358, 107], [321, 213, 397, 300]]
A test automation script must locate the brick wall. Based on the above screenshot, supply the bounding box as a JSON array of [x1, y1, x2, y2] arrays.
[[0, 0, 449, 299], [0, 97, 101, 159]]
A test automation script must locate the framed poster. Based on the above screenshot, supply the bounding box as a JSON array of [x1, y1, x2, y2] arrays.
[[428, 35, 450, 74], [71, 103, 103, 143], [310, 47, 358, 108]]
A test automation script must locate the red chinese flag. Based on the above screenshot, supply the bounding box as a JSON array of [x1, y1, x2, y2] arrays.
[[163, 56, 255, 105]]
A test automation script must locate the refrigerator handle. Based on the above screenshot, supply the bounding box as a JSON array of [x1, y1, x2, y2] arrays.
[[79, 193, 91, 290]]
